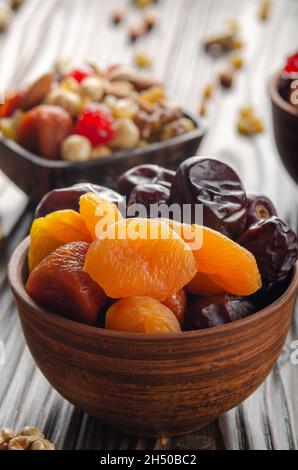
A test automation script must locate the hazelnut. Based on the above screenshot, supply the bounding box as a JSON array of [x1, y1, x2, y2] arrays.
[[31, 439, 55, 451], [219, 69, 234, 88], [81, 76, 104, 102], [61, 135, 92, 161], [0, 3, 12, 31], [46, 88, 82, 117], [111, 8, 124, 25], [112, 118, 140, 149], [54, 57, 73, 77], [129, 24, 145, 42], [11, 0, 24, 9], [90, 145, 112, 159]]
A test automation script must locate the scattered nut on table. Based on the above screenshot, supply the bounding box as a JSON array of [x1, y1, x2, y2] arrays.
[[259, 0, 271, 21], [10, 0, 24, 9], [0, 3, 13, 32], [0, 426, 55, 451], [237, 106, 264, 136], [111, 8, 124, 25], [143, 9, 158, 31], [134, 52, 152, 69], [219, 69, 234, 88]]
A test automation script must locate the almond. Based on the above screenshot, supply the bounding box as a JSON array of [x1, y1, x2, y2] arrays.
[[21, 73, 54, 110]]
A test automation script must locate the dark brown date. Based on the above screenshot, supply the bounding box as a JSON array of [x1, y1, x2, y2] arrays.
[[117, 164, 175, 198]]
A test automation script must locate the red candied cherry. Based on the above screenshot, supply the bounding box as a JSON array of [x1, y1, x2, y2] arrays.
[[75, 105, 115, 146], [283, 51, 298, 75], [67, 65, 94, 83]]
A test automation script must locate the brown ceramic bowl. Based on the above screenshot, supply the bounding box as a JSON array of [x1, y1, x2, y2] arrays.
[[269, 72, 298, 183], [0, 111, 205, 203], [8, 237, 298, 438]]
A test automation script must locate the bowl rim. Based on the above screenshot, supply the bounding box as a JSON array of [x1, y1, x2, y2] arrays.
[[8, 237, 298, 342], [269, 71, 298, 118], [0, 109, 206, 169]]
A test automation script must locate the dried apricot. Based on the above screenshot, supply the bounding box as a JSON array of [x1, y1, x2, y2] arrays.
[[105, 297, 181, 334], [186, 272, 224, 296], [162, 289, 187, 326], [79, 192, 123, 240], [165, 220, 261, 296], [84, 218, 197, 300], [29, 210, 91, 271], [26, 241, 106, 325]]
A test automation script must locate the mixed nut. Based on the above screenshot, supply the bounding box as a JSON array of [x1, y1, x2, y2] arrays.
[[0, 426, 55, 451], [0, 62, 196, 161], [24, 156, 298, 334]]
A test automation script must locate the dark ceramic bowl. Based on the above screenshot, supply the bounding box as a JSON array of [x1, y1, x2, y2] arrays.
[[0, 111, 205, 203], [8, 237, 298, 438], [269, 72, 298, 183]]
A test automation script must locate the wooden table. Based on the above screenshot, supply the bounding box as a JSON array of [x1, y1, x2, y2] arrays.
[[0, 0, 298, 450]]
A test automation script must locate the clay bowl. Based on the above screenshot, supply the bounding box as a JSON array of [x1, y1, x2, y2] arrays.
[[269, 72, 298, 183], [8, 237, 298, 438], [0, 111, 205, 204]]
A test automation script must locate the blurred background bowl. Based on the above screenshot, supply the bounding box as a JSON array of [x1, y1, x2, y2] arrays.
[[269, 72, 298, 184], [0, 110, 205, 204]]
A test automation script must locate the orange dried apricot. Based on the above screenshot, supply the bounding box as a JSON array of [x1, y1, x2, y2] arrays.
[[186, 271, 224, 296], [26, 241, 106, 325], [164, 220, 262, 296], [79, 192, 123, 240], [105, 297, 181, 334], [84, 218, 197, 301], [162, 289, 187, 326], [29, 209, 91, 271]]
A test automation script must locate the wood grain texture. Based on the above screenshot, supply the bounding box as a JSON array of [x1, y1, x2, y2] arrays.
[[0, 0, 298, 449]]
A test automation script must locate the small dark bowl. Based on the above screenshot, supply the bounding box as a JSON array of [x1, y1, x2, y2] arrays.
[[269, 72, 298, 183], [8, 237, 298, 438], [0, 111, 205, 203]]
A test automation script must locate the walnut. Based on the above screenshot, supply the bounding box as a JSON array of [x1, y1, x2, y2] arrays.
[[134, 102, 183, 140], [159, 117, 195, 141], [0, 428, 15, 450], [8, 436, 32, 450], [19, 426, 44, 439], [31, 439, 55, 451]]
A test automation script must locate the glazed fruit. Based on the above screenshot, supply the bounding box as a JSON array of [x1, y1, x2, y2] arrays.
[[84, 218, 197, 301], [246, 192, 277, 227], [26, 241, 106, 325], [35, 183, 125, 218], [185, 294, 255, 330], [75, 105, 115, 146], [105, 297, 181, 333], [278, 51, 298, 105], [18, 105, 73, 159], [162, 289, 187, 326], [128, 183, 170, 215], [169, 157, 248, 239], [237, 216, 298, 284], [79, 192, 123, 240], [29, 210, 91, 271], [67, 66, 94, 84], [117, 164, 175, 198], [167, 220, 262, 296]]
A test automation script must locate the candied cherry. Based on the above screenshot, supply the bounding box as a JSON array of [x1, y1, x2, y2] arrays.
[[283, 51, 298, 75], [17, 105, 73, 159], [67, 65, 94, 84], [237, 216, 298, 284], [117, 164, 175, 198], [128, 183, 170, 215], [26, 241, 107, 325], [246, 192, 277, 227], [105, 297, 181, 334], [185, 293, 255, 330], [35, 183, 125, 218], [169, 157, 248, 239], [75, 105, 115, 146], [0, 90, 23, 118]]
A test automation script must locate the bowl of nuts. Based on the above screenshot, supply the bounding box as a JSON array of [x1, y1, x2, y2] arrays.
[[269, 51, 298, 183], [0, 62, 204, 202], [8, 156, 298, 437]]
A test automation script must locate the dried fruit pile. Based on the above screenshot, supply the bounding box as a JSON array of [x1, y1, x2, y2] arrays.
[[0, 61, 196, 161], [278, 51, 298, 108], [25, 157, 298, 334]]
